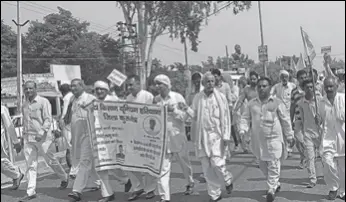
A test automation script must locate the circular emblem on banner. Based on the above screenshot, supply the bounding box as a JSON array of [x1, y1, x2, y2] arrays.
[[143, 116, 161, 136]]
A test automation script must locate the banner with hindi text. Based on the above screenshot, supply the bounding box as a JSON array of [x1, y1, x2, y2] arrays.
[[89, 101, 167, 177]]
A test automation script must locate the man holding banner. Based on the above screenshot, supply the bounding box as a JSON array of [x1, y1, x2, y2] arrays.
[[93, 80, 131, 202], [125, 75, 157, 201], [154, 74, 194, 202]]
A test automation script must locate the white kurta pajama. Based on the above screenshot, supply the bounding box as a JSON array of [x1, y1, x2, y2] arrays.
[[318, 93, 345, 197], [239, 97, 294, 193], [186, 90, 233, 200], [126, 90, 157, 194], [70, 92, 100, 193], [22, 95, 68, 196], [154, 91, 194, 201], [96, 95, 130, 197], [1, 105, 21, 180]]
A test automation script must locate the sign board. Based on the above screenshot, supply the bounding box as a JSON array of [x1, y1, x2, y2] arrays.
[[321, 46, 331, 54], [50, 64, 81, 85], [88, 101, 167, 177], [258, 45, 268, 62], [107, 69, 127, 87], [1, 73, 59, 97]]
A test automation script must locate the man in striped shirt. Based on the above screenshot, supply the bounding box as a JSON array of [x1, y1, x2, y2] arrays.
[[290, 69, 308, 167]]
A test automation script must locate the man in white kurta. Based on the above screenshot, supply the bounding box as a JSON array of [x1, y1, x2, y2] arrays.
[[239, 77, 294, 202], [68, 79, 101, 201], [183, 72, 233, 202], [154, 74, 194, 202], [317, 77, 345, 200], [125, 75, 157, 201], [93, 81, 132, 202], [1, 104, 24, 190], [271, 70, 296, 157]]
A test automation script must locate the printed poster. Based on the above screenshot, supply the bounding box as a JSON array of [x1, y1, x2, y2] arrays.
[[89, 101, 167, 177]]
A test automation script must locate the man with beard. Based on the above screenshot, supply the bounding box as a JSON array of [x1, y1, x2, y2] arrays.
[[180, 72, 234, 202], [239, 77, 295, 202], [93, 81, 132, 202], [316, 77, 345, 200], [271, 70, 296, 157]]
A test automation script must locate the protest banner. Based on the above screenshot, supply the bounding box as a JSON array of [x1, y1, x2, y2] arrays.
[[107, 69, 127, 87], [88, 101, 167, 177]]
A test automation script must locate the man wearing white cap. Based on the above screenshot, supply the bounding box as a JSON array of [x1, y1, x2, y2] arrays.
[[153, 74, 194, 202], [93, 80, 132, 202], [180, 72, 234, 202], [271, 70, 296, 157]]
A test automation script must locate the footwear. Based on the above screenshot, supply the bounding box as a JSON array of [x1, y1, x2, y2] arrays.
[[266, 192, 275, 202], [10, 171, 24, 190], [128, 189, 144, 201], [340, 194, 345, 200], [98, 194, 115, 202], [69, 174, 76, 180], [233, 146, 241, 152], [298, 160, 306, 169], [184, 183, 194, 195], [18, 194, 37, 202], [68, 192, 82, 201], [156, 200, 170, 202], [209, 196, 222, 202], [59, 179, 69, 189], [125, 179, 132, 192], [145, 191, 155, 199], [306, 182, 316, 188], [226, 183, 233, 194], [243, 149, 249, 154], [276, 185, 281, 193], [328, 190, 338, 200]]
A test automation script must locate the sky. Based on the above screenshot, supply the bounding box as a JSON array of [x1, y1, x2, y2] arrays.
[[1, 1, 345, 71]]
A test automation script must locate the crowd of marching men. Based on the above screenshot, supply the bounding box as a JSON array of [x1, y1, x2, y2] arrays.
[[1, 56, 345, 202]]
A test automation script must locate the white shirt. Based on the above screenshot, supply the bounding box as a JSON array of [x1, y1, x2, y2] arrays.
[[126, 90, 153, 104], [271, 82, 296, 109]]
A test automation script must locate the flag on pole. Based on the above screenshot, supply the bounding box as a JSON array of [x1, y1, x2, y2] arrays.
[[301, 27, 316, 61], [290, 56, 296, 71], [296, 53, 306, 70]]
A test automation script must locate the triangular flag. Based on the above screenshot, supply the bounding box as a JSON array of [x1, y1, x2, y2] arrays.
[[296, 53, 306, 70], [301, 27, 316, 61], [290, 56, 296, 71]]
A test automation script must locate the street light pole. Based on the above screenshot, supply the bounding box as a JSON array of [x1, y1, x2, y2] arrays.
[[12, 1, 29, 116], [258, 1, 267, 76]]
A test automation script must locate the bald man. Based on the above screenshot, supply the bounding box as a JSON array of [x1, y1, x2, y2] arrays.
[[317, 77, 345, 200], [20, 81, 68, 202]]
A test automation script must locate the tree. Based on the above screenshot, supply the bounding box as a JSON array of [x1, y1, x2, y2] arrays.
[[117, 1, 252, 88], [1, 19, 17, 78]]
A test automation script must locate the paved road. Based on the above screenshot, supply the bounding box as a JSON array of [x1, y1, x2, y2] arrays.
[[1, 148, 344, 202]]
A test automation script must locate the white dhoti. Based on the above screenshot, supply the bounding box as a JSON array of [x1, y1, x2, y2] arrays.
[[127, 171, 156, 193], [200, 155, 233, 200], [1, 158, 20, 179], [71, 119, 100, 193], [259, 159, 281, 193], [23, 137, 68, 196], [323, 152, 345, 196], [157, 144, 194, 201], [98, 169, 129, 197]]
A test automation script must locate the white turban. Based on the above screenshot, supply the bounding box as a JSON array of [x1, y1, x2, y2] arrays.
[[94, 81, 110, 91], [279, 70, 289, 76], [154, 74, 171, 89]]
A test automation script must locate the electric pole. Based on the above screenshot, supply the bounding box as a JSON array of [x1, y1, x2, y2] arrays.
[[225, 45, 230, 70], [12, 1, 29, 116], [183, 37, 191, 99], [258, 1, 267, 76]]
